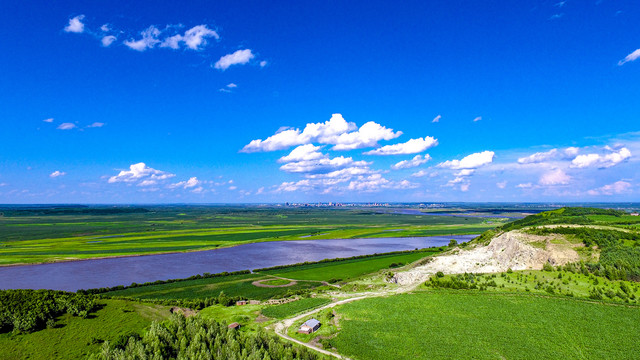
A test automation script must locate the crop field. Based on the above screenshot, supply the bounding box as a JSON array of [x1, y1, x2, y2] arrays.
[[262, 297, 332, 319], [0, 299, 169, 360], [103, 272, 319, 301], [331, 291, 640, 360], [0, 206, 499, 265], [264, 249, 442, 282]]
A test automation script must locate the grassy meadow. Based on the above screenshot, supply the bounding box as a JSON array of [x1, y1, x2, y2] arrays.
[[330, 291, 640, 360], [0, 206, 497, 265], [0, 299, 170, 360]]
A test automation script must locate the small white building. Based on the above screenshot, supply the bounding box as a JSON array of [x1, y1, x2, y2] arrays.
[[298, 318, 321, 334]]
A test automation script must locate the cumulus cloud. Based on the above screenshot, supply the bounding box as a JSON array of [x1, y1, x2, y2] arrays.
[[280, 155, 369, 174], [411, 170, 431, 177], [460, 183, 470, 192], [124, 26, 161, 51], [364, 137, 437, 155], [517, 183, 533, 189], [438, 151, 495, 170], [108, 162, 175, 184], [496, 181, 507, 189], [473, 116, 482, 122], [171, 177, 201, 189], [260, 60, 268, 67], [43, 118, 54, 123], [64, 15, 85, 33], [391, 155, 431, 169], [619, 49, 640, 66], [57, 123, 77, 130], [432, 115, 441, 123], [517, 147, 581, 164], [160, 25, 219, 50], [50, 171, 66, 178], [101, 35, 117, 47], [226, 83, 237, 88], [87, 122, 104, 128], [214, 49, 255, 70], [278, 144, 325, 163], [587, 181, 632, 196], [539, 168, 571, 185], [241, 114, 400, 152], [454, 169, 475, 177], [571, 147, 631, 168]]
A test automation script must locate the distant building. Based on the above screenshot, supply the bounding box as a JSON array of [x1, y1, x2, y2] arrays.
[[631, 213, 639, 216], [298, 318, 321, 334], [228, 322, 241, 329], [236, 300, 248, 306]]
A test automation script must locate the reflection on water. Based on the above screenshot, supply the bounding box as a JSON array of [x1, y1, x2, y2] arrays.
[[0, 235, 476, 292]]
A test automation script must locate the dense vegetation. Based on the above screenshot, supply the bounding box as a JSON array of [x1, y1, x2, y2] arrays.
[[91, 314, 321, 360], [331, 291, 640, 359], [262, 298, 331, 319], [0, 290, 97, 334]]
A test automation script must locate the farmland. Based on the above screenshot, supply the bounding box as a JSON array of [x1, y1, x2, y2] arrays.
[[0, 205, 498, 265], [330, 291, 640, 360]]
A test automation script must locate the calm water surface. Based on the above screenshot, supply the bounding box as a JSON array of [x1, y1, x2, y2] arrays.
[[0, 235, 476, 292]]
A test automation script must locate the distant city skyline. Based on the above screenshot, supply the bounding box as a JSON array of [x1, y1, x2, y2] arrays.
[[1, 1, 639, 203]]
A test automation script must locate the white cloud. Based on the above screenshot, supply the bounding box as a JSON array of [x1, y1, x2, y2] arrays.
[[260, 60, 268, 67], [539, 169, 571, 185], [171, 177, 201, 189], [432, 115, 441, 123], [496, 181, 507, 189], [219, 83, 238, 93], [364, 137, 438, 155], [280, 155, 369, 174], [447, 177, 465, 185], [278, 144, 324, 163], [50, 171, 66, 178], [226, 83, 238, 88], [331, 121, 401, 150], [473, 116, 482, 122], [219, 88, 232, 93], [587, 181, 632, 196], [618, 49, 640, 66], [256, 187, 265, 195], [43, 118, 54, 123], [100, 24, 110, 32], [214, 49, 255, 70], [57, 123, 77, 130], [517, 183, 533, 189], [108, 162, 175, 184], [438, 151, 495, 170], [391, 154, 431, 169], [242, 113, 377, 152], [571, 147, 631, 168], [64, 15, 85, 33], [160, 25, 219, 51], [460, 183, 470, 192], [87, 122, 104, 128], [229, 186, 238, 190], [517, 147, 581, 164], [411, 170, 430, 177], [518, 149, 558, 164], [124, 26, 161, 51], [454, 169, 475, 177], [101, 35, 117, 47]]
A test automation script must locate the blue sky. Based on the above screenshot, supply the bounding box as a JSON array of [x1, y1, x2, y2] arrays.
[[1, 0, 639, 203]]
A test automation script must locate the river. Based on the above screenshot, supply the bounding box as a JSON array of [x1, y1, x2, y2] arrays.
[[0, 235, 476, 292]]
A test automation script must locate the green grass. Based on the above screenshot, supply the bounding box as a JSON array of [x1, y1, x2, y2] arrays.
[[260, 278, 294, 286], [331, 291, 640, 360], [104, 273, 318, 301], [0, 206, 498, 265], [0, 299, 169, 360], [199, 304, 266, 330], [263, 250, 441, 282], [262, 297, 331, 319]]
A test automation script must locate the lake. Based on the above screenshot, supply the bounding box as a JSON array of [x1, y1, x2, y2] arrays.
[[0, 235, 476, 292]]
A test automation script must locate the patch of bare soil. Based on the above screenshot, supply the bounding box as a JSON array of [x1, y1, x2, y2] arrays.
[[252, 279, 298, 288], [255, 314, 270, 323], [169, 306, 197, 317], [392, 230, 584, 286]]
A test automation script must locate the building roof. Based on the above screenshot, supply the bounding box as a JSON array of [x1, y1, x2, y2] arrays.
[[303, 319, 320, 328]]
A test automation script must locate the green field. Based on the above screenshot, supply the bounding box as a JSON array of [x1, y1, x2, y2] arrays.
[[0, 299, 169, 360], [262, 297, 332, 319], [331, 291, 640, 360], [0, 206, 496, 265], [103, 272, 319, 301], [265, 250, 441, 281]]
